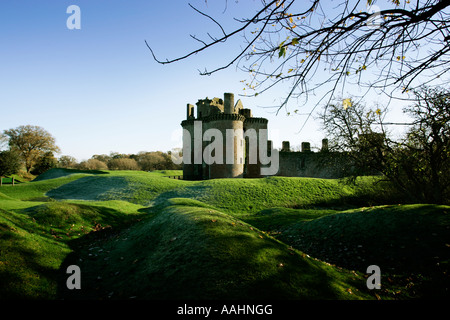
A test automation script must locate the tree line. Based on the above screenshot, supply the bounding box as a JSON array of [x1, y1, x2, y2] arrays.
[[61, 151, 182, 172], [0, 125, 181, 179], [1, 86, 449, 204]]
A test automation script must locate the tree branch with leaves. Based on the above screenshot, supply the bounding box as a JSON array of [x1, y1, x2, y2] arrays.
[[147, 0, 450, 129]]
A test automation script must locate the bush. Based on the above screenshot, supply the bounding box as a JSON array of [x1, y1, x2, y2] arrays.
[[77, 159, 108, 170], [58, 155, 78, 169], [31, 152, 57, 175], [17, 170, 36, 181], [0, 150, 21, 177], [107, 158, 140, 170], [137, 151, 181, 171]]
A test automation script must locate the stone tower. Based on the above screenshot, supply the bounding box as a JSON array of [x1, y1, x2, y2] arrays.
[[181, 92, 269, 180]]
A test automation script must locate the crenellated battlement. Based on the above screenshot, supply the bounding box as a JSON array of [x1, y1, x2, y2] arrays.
[[203, 113, 246, 123], [182, 92, 270, 180], [279, 138, 329, 153], [181, 93, 362, 180]]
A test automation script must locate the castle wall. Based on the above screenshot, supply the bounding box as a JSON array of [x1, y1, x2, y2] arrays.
[[276, 151, 353, 179], [243, 118, 268, 178], [181, 92, 371, 181], [275, 138, 380, 179]]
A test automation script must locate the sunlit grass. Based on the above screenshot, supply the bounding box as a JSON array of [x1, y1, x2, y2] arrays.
[[1, 168, 448, 299]]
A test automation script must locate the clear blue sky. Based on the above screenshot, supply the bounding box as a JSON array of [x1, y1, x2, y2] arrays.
[[0, 0, 424, 161]]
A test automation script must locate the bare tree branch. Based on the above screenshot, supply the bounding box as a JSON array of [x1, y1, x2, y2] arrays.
[[146, 0, 450, 128]]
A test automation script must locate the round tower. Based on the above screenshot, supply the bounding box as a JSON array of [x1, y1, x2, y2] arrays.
[[181, 118, 196, 180], [204, 114, 245, 178], [203, 93, 245, 179], [181, 103, 202, 180], [243, 117, 268, 178], [224, 92, 234, 114]]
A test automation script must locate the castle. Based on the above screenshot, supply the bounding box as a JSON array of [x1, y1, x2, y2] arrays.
[[181, 92, 352, 180]]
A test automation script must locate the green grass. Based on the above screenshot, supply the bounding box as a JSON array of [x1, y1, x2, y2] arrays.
[[1, 168, 448, 300], [32, 168, 108, 182], [60, 198, 375, 300], [147, 169, 183, 176], [0, 191, 12, 200], [244, 204, 450, 298], [41, 171, 398, 211], [0, 174, 147, 299], [0, 174, 95, 201], [46, 170, 189, 205], [278, 204, 450, 271]]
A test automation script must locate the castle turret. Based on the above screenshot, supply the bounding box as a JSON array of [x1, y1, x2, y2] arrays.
[[203, 113, 245, 178], [321, 138, 329, 152], [224, 92, 234, 114], [181, 117, 202, 180], [243, 117, 268, 178], [182, 92, 268, 180]]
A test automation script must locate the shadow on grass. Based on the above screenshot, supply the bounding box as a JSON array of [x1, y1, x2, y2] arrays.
[[147, 183, 213, 208], [0, 201, 146, 299], [0, 220, 66, 299], [259, 204, 450, 299], [47, 176, 129, 201], [33, 168, 109, 182], [54, 203, 153, 300], [0, 251, 58, 299], [55, 202, 374, 300]]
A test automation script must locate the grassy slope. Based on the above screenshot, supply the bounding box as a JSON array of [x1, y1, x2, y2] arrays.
[[46, 170, 188, 205], [32, 168, 109, 182], [1, 169, 449, 299], [0, 191, 12, 200], [61, 198, 374, 300], [246, 205, 450, 299], [45, 171, 400, 212], [0, 174, 95, 201], [0, 171, 147, 299]]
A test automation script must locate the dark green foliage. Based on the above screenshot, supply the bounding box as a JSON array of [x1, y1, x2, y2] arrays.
[[31, 152, 58, 175], [0, 150, 21, 177], [3, 125, 60, 173], [57, 155, 78, 169]]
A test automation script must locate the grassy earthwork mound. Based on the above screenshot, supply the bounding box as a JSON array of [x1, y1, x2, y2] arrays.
[[0, 169, 448, 299]]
